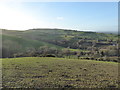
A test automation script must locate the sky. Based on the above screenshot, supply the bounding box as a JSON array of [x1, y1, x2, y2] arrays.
[[0, 1, 118, 32]]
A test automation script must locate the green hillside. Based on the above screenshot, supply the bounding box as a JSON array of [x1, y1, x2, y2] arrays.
[[1, 28, 119, 62], [2, 57, 119, 88], [1, 33, 63, 58], [2, 29, 118, 41], [3, 34, 62, 49], [1, 29, 119, 88]]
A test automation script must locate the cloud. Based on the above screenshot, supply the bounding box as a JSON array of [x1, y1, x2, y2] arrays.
[[56, 17, 64, 20]]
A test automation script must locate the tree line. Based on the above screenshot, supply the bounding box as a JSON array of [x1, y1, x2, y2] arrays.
[[2, 45, 119, 62]]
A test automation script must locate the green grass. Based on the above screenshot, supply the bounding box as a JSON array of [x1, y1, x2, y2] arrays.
[[69, 49, 89, 52], [61, 35, 74, 40], [2, 34, 63, 51], [2, 57, 119, 88]]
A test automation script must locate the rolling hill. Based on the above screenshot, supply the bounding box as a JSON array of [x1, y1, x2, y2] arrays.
[[0, 28, 119, 61], [1, 28, 119, 88]]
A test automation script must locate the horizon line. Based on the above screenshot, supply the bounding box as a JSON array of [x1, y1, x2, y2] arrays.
[[0, 28, 118, 34]]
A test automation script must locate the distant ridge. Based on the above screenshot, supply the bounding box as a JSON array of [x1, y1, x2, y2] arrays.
[[0, 28, 117, 35]]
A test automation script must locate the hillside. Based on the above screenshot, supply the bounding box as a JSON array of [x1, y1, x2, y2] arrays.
[[0, 28, 119, 62], [1, 28, 118, 41], [2, 57, 119, 88]]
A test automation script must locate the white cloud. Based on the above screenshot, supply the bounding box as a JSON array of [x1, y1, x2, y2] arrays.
[[56, 17, 64, 20]]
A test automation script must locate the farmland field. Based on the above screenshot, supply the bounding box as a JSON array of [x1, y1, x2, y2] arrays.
[[1, 57, 119, 88]]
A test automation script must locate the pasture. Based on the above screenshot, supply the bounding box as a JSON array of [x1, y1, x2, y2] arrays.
[[2, 57, 119, 88]]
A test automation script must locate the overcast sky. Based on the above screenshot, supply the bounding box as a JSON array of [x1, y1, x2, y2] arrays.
[[0, 1, 118, 32]]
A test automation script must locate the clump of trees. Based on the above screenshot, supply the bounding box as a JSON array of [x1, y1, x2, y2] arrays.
[[1, 36, 119, 62], [13, 46, 59, 58], [2, 44, 118, 62]]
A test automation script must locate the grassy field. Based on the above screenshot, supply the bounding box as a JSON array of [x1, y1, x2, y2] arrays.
[[2, 57, 119, 88]]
